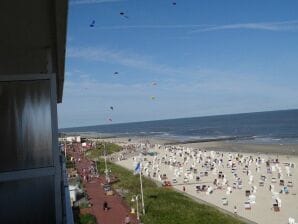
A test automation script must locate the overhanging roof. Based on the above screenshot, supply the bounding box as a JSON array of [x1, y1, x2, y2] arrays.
[[0, 0, 68, 103]]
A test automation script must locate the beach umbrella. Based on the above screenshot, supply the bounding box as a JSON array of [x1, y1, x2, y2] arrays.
[[89, 20, 95, 27]]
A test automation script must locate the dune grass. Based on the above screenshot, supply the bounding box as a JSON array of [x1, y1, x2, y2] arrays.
[[98, 159, 245, 224], [85, 142, 122, 160]]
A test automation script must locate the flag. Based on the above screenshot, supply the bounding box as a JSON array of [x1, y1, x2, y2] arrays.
[[134, 162, 141, 174]]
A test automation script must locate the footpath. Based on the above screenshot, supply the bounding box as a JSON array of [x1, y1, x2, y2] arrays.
[[68, 143, 139, 224]]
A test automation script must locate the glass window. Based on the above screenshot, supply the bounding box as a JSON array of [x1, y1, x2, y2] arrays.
[[0, 80, 53, 171], [0, 176, 56, 223]]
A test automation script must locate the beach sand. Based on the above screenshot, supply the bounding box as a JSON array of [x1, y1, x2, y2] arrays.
[[107, 137, 298, 224]]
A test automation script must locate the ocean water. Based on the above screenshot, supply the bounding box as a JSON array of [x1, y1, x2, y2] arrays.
[[61, 109, 298, 144]]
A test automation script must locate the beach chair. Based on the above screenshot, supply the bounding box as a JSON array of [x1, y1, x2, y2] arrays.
[[162, 181, 172, 188], [259, 181, 264, 187], [221, 197, 228, 206], [245, 190, 251, 197], [244, 202, 251, 210], [261, 175, 266, 181], [202, 185, 207, 191], [288, 217, 297, 224], [280, 179, 285, 186], [248, 195, 256, 204], [273, 203, 280, 212], [287, 181, 293, 187], [271, 177, 277, 183]]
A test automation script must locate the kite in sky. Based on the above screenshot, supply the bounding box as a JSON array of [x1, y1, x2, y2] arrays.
[[114, 72, 119, 75], [151, 96, 156, 100], [120, 12, 129, 19], [108, 118, 113, 122], [89, 20, 95, 27], [110, 106, 114, 110], [152, 82, 157, 86], [172, 2, 177, 6]]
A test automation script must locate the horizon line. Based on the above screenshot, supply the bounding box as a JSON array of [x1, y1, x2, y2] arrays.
[[59, 108, 298, 130]]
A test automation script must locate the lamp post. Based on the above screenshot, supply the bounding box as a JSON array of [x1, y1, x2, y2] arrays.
[[103, 142, 110, 183], [131, 195, 140, 220]]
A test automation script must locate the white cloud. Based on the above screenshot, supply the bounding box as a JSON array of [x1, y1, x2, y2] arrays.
[[190, 20, 298, 33], [94, 24, 212, 30], [67, 47, 184, 75], [70, 20, 298, 32], [69, 0, 124, 5]]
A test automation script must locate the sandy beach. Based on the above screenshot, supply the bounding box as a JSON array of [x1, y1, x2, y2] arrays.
[[105, 137, 298, 224]]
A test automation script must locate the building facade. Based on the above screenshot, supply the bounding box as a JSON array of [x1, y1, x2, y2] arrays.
[[0, 1, 70, 223]]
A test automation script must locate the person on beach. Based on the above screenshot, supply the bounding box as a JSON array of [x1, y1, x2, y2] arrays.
[[234, 206, 237, 215], [103, 201, 109, 211], [183, 186, 186, 192]]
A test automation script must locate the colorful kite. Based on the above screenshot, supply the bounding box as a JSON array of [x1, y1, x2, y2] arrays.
[[89, 20, 95, 27]]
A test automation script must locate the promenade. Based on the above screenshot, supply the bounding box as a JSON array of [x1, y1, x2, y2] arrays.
[[68, 143, 138, 224]]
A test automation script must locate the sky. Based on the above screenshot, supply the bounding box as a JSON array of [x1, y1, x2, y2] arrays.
[[58, 0, 298, 128]]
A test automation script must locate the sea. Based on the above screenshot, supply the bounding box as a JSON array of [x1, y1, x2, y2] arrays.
[[60, 109, 298, 144]]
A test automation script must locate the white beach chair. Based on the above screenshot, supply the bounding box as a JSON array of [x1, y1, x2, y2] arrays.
[[244, 201, 251, 210], [226, 187, 232, 195], [248, 194, 256, 204], [221, 197, 228, 206], [288, 217, 297, 224]]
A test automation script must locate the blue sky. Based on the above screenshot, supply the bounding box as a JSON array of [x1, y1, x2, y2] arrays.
[[58, 0, 298, 128]]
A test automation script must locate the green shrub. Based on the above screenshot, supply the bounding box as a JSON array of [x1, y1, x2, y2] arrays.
[[79, 214, 97, 224]]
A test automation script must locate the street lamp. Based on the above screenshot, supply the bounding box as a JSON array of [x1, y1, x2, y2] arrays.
[[103, 142, 110, 183], [131, 195, 140, 220]]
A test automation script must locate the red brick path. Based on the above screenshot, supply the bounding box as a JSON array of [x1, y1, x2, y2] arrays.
[[68, 143, 139, 224]]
